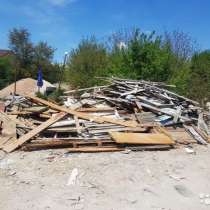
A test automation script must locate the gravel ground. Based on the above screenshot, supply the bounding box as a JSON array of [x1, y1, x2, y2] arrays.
[[0, 145, 210, 210]]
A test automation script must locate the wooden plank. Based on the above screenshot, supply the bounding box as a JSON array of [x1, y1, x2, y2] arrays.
[[35, 137, 109, 141], [76, 107, 115, 112], [23, 106, 48, 113], [8, 111, 32, 115], [0, 137, 15, 149], [45, 127, 83, 132], [109, 132, 175, 145], [26, 95, 138, 128], [127, 145, 173, 151], [88, 127, 149, 134], [184, 125, 208, 145], [66, 147, 124, 153], [64, 85, 108, 94], [3, 112, 67, 153]]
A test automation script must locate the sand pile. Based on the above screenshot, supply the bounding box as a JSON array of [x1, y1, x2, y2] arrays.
[[0, 78, 55, 98]]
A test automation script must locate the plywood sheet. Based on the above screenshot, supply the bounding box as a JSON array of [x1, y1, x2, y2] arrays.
[[110, 132, 175, 145]]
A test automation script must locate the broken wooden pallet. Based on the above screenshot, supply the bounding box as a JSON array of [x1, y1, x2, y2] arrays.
[[22, 139, 115, 151]]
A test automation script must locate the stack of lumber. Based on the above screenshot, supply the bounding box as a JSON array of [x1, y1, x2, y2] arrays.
[[0, 78, 209, 153]]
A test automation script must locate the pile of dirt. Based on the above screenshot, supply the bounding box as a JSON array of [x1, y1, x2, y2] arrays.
[[0, 78, 55, 98]]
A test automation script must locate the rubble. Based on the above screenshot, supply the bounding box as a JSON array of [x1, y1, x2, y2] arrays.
[[0, 77, 209, 153]]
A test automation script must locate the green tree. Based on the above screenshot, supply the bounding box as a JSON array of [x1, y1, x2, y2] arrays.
[[164, 31, 198, 96], [189, 50, 210, 104], [128, 30, 170, 81], [8, 27, 57, 83], [106, 29, 133, 78], [164, 30, 196, 77], [0, 56, 14, 89], [33, 41, 54, 63], [66, 37, 108, 88], [9, 28, 33, 78], [106, 28, 171, 81], [32, 41, 57, 82]]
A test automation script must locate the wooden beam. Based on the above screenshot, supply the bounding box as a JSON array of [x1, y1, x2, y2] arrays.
[[66, 147, 124, 153], [3, 112, 67, 153]]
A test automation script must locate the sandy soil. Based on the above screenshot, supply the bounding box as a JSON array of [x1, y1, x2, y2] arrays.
[[0, 146, 210, 210]]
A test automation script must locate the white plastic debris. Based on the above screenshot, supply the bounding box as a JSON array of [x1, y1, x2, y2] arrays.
[[114, 109, 121, 119], [121, 149, 131, 154], [204, 198, 210, 205], [0, 159, 14, 169], [169, 174, 185, 181], [185, 147, 195, 154], [67, 168, 79, 186], [199, 193, 210, 205], [199, 193, 205, 199]]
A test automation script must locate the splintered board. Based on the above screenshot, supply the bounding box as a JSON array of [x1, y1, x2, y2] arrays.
[[109, 132, 175, 145]]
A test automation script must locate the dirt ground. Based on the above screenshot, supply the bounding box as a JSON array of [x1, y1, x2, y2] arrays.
[[1, 145, 210, 210]]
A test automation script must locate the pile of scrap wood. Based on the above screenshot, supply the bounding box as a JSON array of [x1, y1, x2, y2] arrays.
[[63, 77, 210, 144], [0, 78, 209, 153]]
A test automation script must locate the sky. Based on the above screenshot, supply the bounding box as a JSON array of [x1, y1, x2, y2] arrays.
[[0, 0, 210, 62]]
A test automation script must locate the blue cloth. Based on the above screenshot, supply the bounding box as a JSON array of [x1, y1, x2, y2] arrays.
[[37, 67, 43, 87]]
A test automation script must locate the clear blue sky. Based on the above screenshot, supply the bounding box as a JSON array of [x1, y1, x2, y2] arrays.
[[0, 0, 209, 62]]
